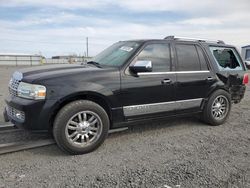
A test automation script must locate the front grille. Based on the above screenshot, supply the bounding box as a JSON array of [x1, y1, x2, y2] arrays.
[[9, 78, 21, 97], [6, 105, 25, 122]]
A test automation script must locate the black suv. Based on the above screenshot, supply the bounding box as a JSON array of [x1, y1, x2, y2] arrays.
[[4, 36, 249, 154]]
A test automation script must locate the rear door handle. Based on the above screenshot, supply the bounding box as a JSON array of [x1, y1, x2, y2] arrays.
[[206, 77, 214, 82], [161, 79, 172, 84]]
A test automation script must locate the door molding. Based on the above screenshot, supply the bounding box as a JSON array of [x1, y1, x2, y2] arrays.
[[138, 70, 210, 76], [123, 98, 203, 117]]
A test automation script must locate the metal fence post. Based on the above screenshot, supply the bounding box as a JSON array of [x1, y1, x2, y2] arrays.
[[30, 56, 32, 66]]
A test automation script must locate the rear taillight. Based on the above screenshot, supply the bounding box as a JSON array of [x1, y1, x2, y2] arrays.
[[243, 73, 249, 85]]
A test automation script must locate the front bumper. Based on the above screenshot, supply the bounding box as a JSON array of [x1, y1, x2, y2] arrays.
[[4, 96, 57, 131]]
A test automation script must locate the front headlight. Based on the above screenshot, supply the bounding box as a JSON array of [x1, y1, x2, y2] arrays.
[[17, 82, 46, 100]]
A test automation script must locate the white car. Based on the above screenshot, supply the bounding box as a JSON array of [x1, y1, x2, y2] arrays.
[[245, 58, 250, 69]]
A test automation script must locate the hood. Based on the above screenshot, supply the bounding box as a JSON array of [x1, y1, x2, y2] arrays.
[[20, 64, 84, 76], [14, 64, 117, 83]]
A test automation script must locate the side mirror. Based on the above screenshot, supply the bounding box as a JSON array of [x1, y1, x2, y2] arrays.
[[129, 60, 152, 73], [245, 61, 250, 70]]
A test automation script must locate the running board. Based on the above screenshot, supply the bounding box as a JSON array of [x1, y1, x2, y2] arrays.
[[108, 127, 128, 134]]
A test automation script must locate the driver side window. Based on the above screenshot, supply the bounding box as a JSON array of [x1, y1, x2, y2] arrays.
[[137, 43, 171, 72]]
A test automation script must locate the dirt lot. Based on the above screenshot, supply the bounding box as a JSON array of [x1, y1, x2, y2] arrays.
[[0, 66, 249, 188]]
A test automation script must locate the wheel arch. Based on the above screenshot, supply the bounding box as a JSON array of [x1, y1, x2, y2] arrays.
[[201, 85, 230, 110], [49, 91, 113, 130]]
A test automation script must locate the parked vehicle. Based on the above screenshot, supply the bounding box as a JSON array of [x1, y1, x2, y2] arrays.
[[4, 36, 249, 154], [241, 45, 250, 69]]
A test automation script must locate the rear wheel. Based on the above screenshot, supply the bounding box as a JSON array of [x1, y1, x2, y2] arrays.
[[53, 100, 109, 155], [202, 90, 231, 126]]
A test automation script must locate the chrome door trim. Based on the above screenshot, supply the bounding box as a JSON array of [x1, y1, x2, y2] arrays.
[[123, 98, 203, 117], [176, 98, 203, 110], [138, 70, 210, 76]]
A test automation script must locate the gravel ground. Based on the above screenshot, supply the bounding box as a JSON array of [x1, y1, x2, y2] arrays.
[[0, 66, 249, 188]]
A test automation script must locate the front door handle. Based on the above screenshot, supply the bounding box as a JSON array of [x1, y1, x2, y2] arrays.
[[161, 79, 172, 84]]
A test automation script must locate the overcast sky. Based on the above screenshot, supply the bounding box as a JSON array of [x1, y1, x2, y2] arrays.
[[0, 0, 249, 57]]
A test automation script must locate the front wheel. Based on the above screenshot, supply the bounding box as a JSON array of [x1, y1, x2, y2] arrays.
[[202, 90, 231, 126], [53, 100, 110, 155]]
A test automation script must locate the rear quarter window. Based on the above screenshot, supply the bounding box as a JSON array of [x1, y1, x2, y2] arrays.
[[209, 47, 243, 71], [197, 46, 209, 70]]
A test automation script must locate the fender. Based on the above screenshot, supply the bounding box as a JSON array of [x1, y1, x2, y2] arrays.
[[50, 82, 118, 117], [58, 82, 114, 103], [47, 85, 117, 130]]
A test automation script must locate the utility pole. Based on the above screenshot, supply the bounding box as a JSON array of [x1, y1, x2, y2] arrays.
[[86, 37, 89, 57]]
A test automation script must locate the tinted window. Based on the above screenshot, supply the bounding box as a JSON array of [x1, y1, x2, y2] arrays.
[[196, 46, 208, 70], [137, 43, 171, 72], [176, 44, 200, 71], [210, 47, 243, 71]]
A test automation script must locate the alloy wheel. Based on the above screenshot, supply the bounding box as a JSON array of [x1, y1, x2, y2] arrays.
[[211, 95, 229, 120], [65, 111, 103, 147]]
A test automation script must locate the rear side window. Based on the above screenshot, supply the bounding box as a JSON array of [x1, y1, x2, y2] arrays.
[[137, 43, 171, 72], [197, 46, 209, 70], [176, 44, 200, 71], [209, 47, 243, 71]]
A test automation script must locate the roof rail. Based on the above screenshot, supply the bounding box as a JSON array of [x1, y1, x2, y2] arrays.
[[164, 35, 225, 44]]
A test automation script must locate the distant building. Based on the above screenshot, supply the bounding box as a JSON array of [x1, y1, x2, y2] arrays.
[[52, 55, 74, 59], [0, 53, 42, 66], [241, 45, 250, 62], [52, 55, 92, 63]]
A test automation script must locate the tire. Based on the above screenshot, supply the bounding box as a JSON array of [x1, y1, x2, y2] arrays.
[[202, 89, 231, 126], [53, 100, 110, 155]]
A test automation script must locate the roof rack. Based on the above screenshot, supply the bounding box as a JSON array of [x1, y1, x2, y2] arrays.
[[164, 35, 225, 44]]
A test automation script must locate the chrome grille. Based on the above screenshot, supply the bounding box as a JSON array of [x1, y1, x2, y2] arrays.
[[6, 105, 25, 122], [9, 78, 21, 97]]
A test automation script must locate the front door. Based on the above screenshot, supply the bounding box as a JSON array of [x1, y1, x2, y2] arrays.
[[120, 42, 176, 119]]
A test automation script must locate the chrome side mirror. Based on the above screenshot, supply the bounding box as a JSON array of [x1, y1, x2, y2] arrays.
[[129, 60, 152, 73]]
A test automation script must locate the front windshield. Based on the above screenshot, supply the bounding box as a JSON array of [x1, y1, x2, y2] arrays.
[[92, 41, 141, 67]]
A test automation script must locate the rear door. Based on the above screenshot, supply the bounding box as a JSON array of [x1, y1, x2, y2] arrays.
[[174, 42, 215, 112]]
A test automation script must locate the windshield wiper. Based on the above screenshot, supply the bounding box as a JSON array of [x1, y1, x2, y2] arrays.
[[86, 61, 102, 68]]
